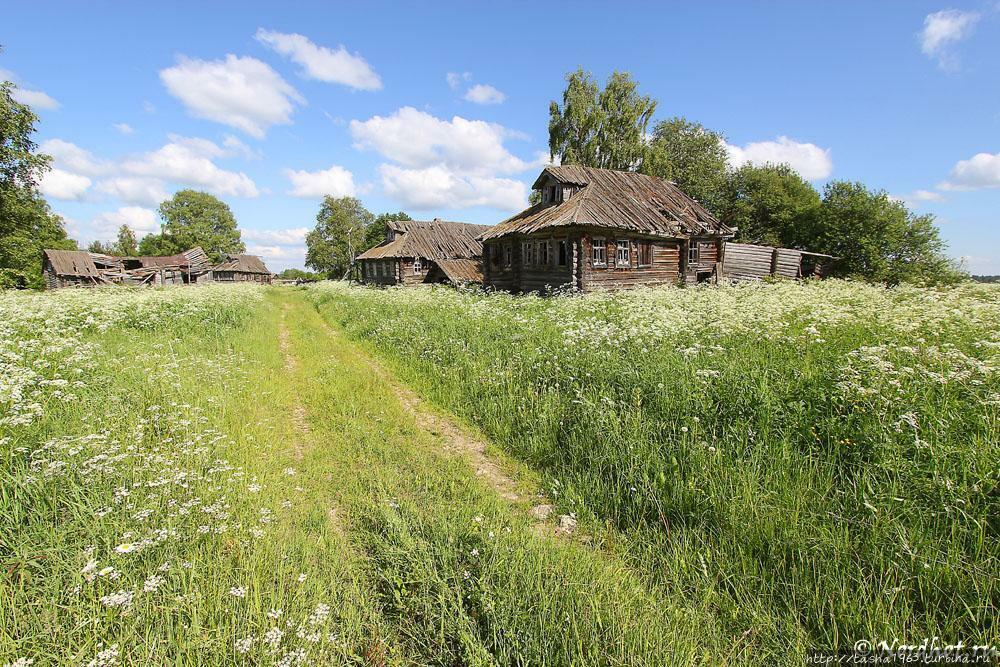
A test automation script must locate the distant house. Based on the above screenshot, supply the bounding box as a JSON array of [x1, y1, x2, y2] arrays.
[[356, 219, 490, 286], [41, 247, 272, 288], [480, 166, 736, 292], [200, 254, 273, 284]]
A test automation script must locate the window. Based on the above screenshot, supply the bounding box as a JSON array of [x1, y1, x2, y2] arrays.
[[550, 186, 557, 203], [504, 244, 512, 268], [616, 240, 631, 267], [489, 245, 500, 269], [639, 242, 652, 267], [688, 243, 700, 265], [557, 240, 567, 266], [523, 241, 534, 266], [592, 237, 606, 267], [539, 240, 549, 266], [562, 186, 574, 201], [413, 257, 422, 274]]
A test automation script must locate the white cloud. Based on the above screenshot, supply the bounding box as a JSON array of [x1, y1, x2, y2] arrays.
[[464, 83, 505, 105], [12, 87, 60, 110], [446, 71, 471, 90], [114, 123, 134, 135], [39, 139, 109, 176], [938, 151, 1000, 191], [159, 54, 303, 138], [920, 9, 980, 70], [242, 227, 309, 245], [39, 168, 92, 200], [284, 164, 357, 198], [379, 164, 526, 210], [120, 138, 259, 198], [96, 177, 170, 207], [142, 100, 156, 114], [725, 136, 833, 180], [222, 134, 262, 160], [351, 106, 528, 175], [255, 29, 381, 91], [92, 206, 160, 237]]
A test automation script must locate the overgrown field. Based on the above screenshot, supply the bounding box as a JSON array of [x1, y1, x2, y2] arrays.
[[308, 280, 1000, 655], [4, 281, 997, 665]]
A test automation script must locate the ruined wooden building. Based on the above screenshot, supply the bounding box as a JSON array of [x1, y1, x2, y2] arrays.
[[41, 247, 272, 289], [479, 166, 835, 293], [480, 166, 736, 292], [356, 219, 489, 286]]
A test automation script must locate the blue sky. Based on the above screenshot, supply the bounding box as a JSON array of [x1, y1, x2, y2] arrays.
[[3, 1, 998, 273]]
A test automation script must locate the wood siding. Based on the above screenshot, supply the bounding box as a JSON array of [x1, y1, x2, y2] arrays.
[[581, 234, 682, 291]]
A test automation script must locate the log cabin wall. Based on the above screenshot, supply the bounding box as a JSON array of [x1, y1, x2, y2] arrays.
[[482, 239, 520, 292], [579, 232, 681, 291]]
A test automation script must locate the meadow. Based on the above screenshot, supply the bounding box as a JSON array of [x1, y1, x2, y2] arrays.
[[1, 279, 997, 665]]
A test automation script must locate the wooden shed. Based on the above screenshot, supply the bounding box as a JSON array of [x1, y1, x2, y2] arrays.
[[480, 166, 735, 293], [42, 250, 108, 289], [721, 243, 837, 282], [201, 254, 273, 284], [357, 220, 489, 286], [41, 246, 242, 289]]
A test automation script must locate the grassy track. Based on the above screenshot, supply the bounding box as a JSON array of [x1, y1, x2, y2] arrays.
[[3, 287, 731, 665]]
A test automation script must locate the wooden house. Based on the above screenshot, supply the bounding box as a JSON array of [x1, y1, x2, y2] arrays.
[[200, 254, 273, 284], [480, 166, 736, 293], [42, 247, 214, 289], [356, 219, 490, 286]]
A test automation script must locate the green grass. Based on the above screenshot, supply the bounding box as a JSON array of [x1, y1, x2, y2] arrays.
[[306, 279, 1000, 659]]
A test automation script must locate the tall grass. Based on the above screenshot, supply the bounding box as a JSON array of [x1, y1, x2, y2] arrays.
[[307, 280, 1000, 654]]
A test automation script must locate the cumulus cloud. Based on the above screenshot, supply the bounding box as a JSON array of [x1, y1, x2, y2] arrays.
[[938, 151, 1000, 191], [351, 107, 527, 175], [40, 139, 110, 176], [379, 164, 526, 210], [464, 83, 506, 105], [1, 70, 60, 110], [92, 206, 160, 237], [284, 164, 357, 198], [725, 136, 833, 180], [920, 9, 979, 70], [159, 54, 303, 137], [119, 138, 259, 198], [255, 29, 381, 91], [114, 123, 134, 135], [351, 107, 534, 210], [96, 177, 170, 207], [242, 227, 309, 245], [39, 169, 92, 200], [222, 134, 262, 160]]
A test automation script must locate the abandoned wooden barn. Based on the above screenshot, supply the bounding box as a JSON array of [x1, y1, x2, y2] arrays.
[[200, 254, 273, 284], [480, 166, 736, 293], [356, 219, 490, 286], [41, 247, 272, 289]]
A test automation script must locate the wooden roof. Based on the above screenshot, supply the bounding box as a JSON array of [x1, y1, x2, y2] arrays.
[[435, 258, 484, 283], [357, 220, 489, 260], [43, 249, 102, 277], [212, 254, 271, 274], [480, 166, 734, 241]]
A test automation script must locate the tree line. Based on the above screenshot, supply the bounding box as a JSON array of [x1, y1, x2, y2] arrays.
[[548, 69, 961, 284]]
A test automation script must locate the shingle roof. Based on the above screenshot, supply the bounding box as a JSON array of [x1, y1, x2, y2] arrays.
[[480, 166, 733, 241], [435, 258, 484, 283], [212, 254, 271, 274], [357, 220, 489, 260], [43, 249, 102, 277]]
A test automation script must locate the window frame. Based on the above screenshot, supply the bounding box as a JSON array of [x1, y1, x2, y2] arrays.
[[592, 237, 607, 267], [638, 242, 652, 268], [616, 240, 631, 268], [557, 239, 567, 267], [688, 242, 700, 266], [523, 241, 534, 266], [503, 243, 512, 269], [539, 240, 549, 266], [413, 257, 423, 274]]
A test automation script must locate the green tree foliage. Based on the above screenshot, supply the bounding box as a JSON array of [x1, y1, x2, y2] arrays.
[[718, 164, 822, 247], [115, 224, 138, 256], [642, 117, 730, 212], [0, 79, 76, 289], [87, 240, 116, 254], [813, 181, 962, 284], [276, 268, 323, 282], [138, 190, 244, 261], [363, 211, 412, 252], [548, 69, 656, 171], [305, 196, 374, 278]]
